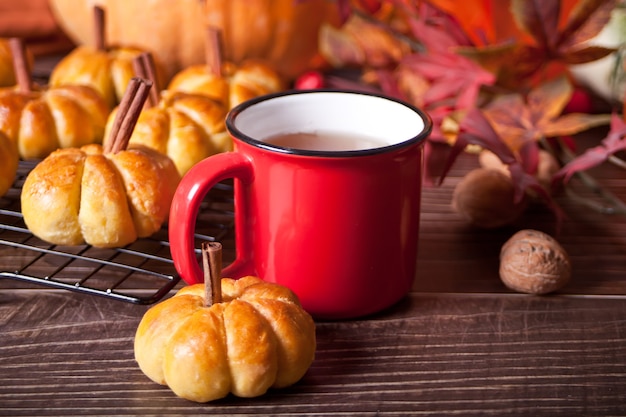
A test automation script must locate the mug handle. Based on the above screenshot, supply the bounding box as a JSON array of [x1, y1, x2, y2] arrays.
[[168, 152, 255, 285]]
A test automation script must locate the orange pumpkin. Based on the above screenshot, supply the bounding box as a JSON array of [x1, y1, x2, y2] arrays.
[[134, 275, 316, 403], [49, 0, 338, 81]]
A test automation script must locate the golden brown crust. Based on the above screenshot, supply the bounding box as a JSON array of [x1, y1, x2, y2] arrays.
[[0, 90, 32, 143], [50, 46, 114, 106], [167, 60, 283, 110], [18, 98, 59, 159], [0, 84, 108, 160], [48, 85, 110, 140], [165, 108, 215, 176], [134, 294, 206, 385], [108, 145, 180, 237], [21, 144, 179, 247], [228, 60, 283, 108], [109, 46, 147, 104], [163, 306, 231, 402], [135, 277, 316, 402], [122, 107, 169, 154], [125, 91, 228, 176], [222, 299, 278, 397], [79, 151, 137, 248], [20, 148, 85, 245], [167, 65, 230, 105]]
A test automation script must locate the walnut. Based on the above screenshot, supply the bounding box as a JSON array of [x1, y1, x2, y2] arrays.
[[452, 168, 527, 228], [499, 229, 571, 294]]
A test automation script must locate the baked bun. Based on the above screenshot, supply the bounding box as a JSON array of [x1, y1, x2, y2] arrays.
[[0, 84, 109, 160], [50, 45, 160, 108], [21, 143, 180, 247], [134, 276, 316, 402], [105, 90, 229, 176], [167, 59, 283, 109]]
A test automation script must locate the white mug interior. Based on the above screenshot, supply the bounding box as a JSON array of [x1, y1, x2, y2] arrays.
[[228, 90, 428, 153]]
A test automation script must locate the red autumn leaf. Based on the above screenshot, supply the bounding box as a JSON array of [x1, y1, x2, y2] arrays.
[[511, 0, 616, 63], [438, 108, 517, 186], [557, 0, 617, 48], [424, 0, 498, 45], [554, 113, 626, 183], [318, 22, 365, 67], [443, 109, 563, 222], [354, 0, 383, 14], [318, 13, 410, 69], [457, 108, 517, 164], [484, 76, 610, 152], [457, 0, 615, 88], [511, 0, 561, 49], [398, 50, 495, 110], [399, 1, 475, 51]]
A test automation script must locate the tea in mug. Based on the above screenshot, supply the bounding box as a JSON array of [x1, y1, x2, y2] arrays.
[[263, 131, 388, 152]]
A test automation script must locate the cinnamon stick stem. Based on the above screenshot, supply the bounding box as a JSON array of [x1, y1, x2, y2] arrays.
[[131, 53, 159, 108], [93, 6, 106, 51], [205, 27, 223, 77], [8, 38, 30, 93], [202, 241, 223, 306], [105, 79, 139, 153], [104, 77, 152, 154], [113, 80, 152, 153]]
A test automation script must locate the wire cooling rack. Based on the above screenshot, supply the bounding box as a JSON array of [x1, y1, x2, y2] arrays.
[[0, 160, 235, 304]]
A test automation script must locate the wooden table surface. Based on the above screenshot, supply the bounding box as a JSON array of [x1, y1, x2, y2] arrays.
[[2, 116, 626, 415]]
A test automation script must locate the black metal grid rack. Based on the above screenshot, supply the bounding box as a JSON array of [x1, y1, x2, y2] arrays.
[[0, 160, 235, 304]]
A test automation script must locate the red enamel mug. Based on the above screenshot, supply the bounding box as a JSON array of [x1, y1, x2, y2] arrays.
[[169, 90, 432, 319]]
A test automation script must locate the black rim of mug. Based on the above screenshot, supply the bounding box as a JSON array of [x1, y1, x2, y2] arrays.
[[225, 89, 433, 158]]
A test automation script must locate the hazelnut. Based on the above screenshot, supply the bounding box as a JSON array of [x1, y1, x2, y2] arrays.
[[452, 168, 527, 228], [478, 150, 509, 175], [479, 149, 560, 194], [499, 229, 571, 294], [535, 150, 560, 190]]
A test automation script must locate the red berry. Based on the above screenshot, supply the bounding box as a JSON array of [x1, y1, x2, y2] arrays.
[[564, 87, 593, 114], [294, 71, 325, 90]]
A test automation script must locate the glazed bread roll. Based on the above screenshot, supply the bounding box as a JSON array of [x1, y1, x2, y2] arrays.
[[21, 143, 180, 248], [106, 90, 229, 176], [167, 59, 283, 110], [0, 84, 109, 160], [134, 276, 316, 402], [50, 45, 150, 108]]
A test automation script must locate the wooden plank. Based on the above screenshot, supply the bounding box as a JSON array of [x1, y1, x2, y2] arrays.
[[1, 289, 625, 415]]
